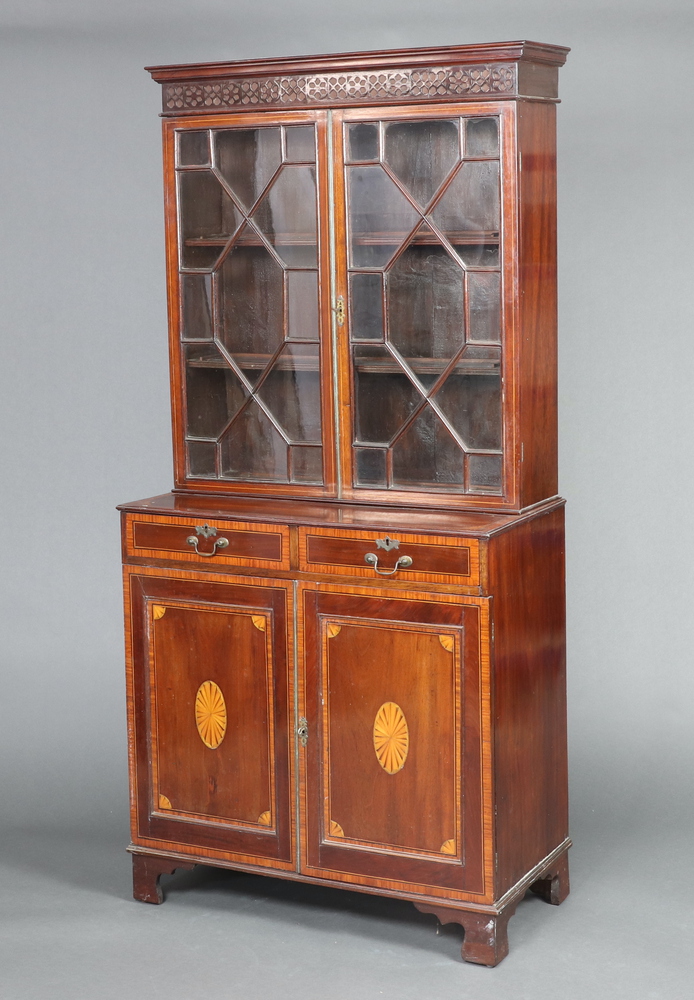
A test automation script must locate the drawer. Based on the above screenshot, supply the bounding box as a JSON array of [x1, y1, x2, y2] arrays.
[[298, 527, 480, 586], [124, 514, 289, 571]]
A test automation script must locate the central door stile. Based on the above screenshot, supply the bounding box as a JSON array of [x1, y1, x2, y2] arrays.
[[314, 109, 340, 497], [329, 109, 353, 500], [292, 578, 302, 872], [327, 108, 345, 499]]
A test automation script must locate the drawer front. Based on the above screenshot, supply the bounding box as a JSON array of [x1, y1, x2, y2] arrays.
[[298, 527, 479, 586], [124, 514, 289, 571]]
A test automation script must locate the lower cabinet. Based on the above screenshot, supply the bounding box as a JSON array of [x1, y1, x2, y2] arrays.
[[126, 570, 488, 892], [122, 502, 570, 967]]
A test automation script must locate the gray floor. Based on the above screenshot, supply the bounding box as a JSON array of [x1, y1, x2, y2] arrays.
[[2, 780, 692, 1000]]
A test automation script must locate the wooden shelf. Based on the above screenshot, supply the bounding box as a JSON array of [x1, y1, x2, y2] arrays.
[[183, 230, 499, 248], [187, 352, 319, 372], [349, 230, 499, 246], [184, 234, 316, 247], [354, 357, 500, 375], [187, 353, 499, 375]]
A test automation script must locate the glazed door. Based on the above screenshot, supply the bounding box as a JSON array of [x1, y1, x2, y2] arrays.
[[127, 570, 294, 868], [166, 104, 516, 507], [300, 585, 488, 896], [333, 104, 513, 505], [166, 110, 336, 496]]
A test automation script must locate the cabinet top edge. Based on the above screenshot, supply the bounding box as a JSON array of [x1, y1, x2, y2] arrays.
[[117, 493, 565, 538], [146, 40, 570, 83]]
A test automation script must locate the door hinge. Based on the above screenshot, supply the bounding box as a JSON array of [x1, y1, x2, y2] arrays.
[[297, 717, 309, 747]]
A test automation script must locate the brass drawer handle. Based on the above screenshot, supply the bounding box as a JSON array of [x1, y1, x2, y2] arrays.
[[364, 552, 413, 576], [186, 536, 229, 556], [186, 525, 230, 557]]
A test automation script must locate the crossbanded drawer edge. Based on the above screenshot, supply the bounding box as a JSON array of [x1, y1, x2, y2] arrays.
[[298, 526, 480, 586], [124, 513, 290, 570]]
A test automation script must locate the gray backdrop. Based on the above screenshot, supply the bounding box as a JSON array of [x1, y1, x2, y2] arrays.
[[1, 2, 692, 998]]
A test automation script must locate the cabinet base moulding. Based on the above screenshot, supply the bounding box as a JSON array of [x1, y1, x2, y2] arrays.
[[127, 840, 571, 964], [131, 852, 196, 905]]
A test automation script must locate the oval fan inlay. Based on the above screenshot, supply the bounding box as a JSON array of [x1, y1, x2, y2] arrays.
[[373, 702, 409, 774], [195, 680, 227, 749]]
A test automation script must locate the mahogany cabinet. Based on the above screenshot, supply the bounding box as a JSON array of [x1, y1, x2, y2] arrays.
[[120, 40, 570, 967]]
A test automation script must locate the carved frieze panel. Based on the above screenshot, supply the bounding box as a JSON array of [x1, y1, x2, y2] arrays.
[[162, 63, 516, 113]]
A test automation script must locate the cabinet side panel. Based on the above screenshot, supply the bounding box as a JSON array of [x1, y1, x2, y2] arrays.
[[516, 101, 558, 507], [488, 506, 567, 893]]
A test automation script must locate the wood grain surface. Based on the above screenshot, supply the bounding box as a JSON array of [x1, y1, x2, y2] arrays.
[[125, 513, 289, 570], [299, 583, 492, 901], [124, 565, 295, 869], [299, 525, 479, 585]]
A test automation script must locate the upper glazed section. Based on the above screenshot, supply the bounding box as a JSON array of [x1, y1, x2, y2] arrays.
[[147, 41, 570, 115]]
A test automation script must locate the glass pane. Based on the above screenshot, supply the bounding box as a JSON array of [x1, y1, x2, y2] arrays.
[[185, 344, 248, 438], [465, 117, 499, 157], [287, 271, 319, 341], [285, 126, 316, 162], [458, 343, 502, 367], [391, 406, 465, 486], [453, 243, 500, 268], [220, 400, 288, 481], [217, 231, 284, 382], [187, 440, 217, 476], [181, 274, 213, 340], [348, 165, 420, 268], [387, 233, 464, 362], [350, 273, 383, 341], [433, 372, 502, 450], [384, 119, 459, 209], [178, 171, 243, 269], [290, 445, 323, 484], [430, 160, 500, 235], [468, 453, 502, 492], [355, 447, 387, 486], [468, 272, 501, 341], [215, 128, 282, 210], [347, 123, 379, 162], [252, 165, 317, 267], [178, 130, 210, 166], [353, 346, 422, 444], [256, 345, 321, 444]]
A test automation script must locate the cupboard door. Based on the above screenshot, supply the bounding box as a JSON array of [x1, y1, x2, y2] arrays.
[[333, 105, 512, 504], [127, 571, 293, 866], [167, 111, 336, 496], [301, 585, 488, 896]]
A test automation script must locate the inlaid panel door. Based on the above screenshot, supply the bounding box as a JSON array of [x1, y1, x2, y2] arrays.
[[300, 585, 490, 896], [127, 570, 294, 867]]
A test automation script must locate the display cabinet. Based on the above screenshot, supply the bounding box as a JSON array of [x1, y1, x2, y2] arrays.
[[120, 40, 570, 967]]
